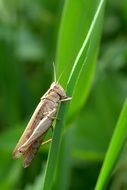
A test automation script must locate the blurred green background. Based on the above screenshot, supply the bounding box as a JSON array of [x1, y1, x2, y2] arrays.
[[0, 0, 127, 190]]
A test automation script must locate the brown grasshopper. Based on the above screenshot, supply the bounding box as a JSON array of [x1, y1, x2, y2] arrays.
[[12, 81, 71, 168]]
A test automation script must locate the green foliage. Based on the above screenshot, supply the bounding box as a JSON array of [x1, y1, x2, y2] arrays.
[[0, 0, 127, 190]]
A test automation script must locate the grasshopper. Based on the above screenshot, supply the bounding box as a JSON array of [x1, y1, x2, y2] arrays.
[[12, 81, 71, 168]]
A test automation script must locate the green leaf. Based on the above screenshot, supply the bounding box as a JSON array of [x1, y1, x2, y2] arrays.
[[56, 0, 106, 119], [42, 0, 106, 190], [95, 98, 127, 190], [56, 0, 102, 86], [42, 103, 67, 190]]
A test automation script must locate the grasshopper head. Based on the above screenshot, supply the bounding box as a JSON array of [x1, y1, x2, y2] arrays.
[[50, 82, 71, 101]]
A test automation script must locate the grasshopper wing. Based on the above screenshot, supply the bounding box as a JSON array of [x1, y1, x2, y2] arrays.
[[18, 109, 56, 153], [23, 134, 47, 168], [12, 100, 46, 159]]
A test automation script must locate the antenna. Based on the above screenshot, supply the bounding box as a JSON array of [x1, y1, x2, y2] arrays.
[[52, 61, 71, 84], [57, 63, 71, 83], [53, 62, 56, 82]]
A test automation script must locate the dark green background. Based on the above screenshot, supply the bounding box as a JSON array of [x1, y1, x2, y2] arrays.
[[0, 0, 127, 189]]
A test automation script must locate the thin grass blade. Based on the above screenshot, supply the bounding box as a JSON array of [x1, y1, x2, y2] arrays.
[[95, 98, 127, 190]]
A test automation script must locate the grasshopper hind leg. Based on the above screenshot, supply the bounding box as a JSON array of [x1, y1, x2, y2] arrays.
[[41, 138, 52, 146], [41, 126, 53, 146]]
